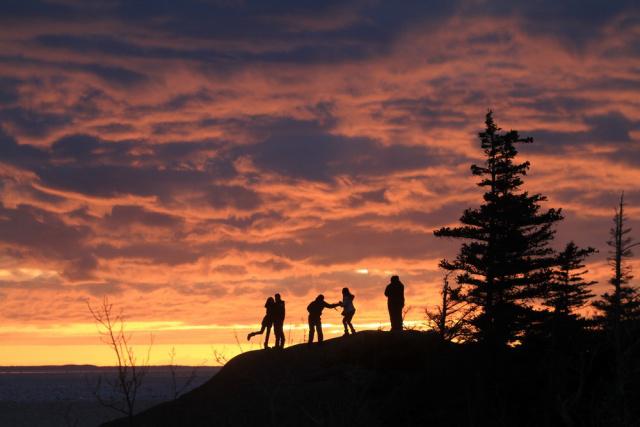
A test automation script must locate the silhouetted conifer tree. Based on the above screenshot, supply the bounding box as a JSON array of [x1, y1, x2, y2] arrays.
[[434, 111, 563, 347], [545, 242, 597, 320], [593, 192, 640, 330], [592, 192, 640, 425], [536, 242, 597, 348]]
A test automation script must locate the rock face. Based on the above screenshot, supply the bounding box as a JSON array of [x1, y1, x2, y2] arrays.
[[102, 330, 615, 427]]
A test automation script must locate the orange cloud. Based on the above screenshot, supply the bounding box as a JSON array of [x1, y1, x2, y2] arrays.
[[1, 1, 639, 364]]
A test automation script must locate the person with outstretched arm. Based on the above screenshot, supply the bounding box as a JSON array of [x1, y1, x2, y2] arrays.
[[385, 275, 405, 332], [339, 287, 356, 336], [247, 297, 276, 349], [307, 294, 339, 344], [273, 293, 286, 349]]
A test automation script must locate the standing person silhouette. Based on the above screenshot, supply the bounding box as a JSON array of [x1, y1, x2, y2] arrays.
[[307, 294, 339, 345], [273, 293, 286, 349], [385, 275, 405, 332], [339, 287, 356, 336], [247, 297, 275, 349]]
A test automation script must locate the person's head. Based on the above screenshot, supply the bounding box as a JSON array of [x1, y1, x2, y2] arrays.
[[265, 296, 275, 307], [316, 294, 324, 302], [342, 287, 351, 296], [275, 293, 281, 302], [391, 275, 400, 283]]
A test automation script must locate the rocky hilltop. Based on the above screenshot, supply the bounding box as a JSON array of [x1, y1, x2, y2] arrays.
[[103, 330, 615, 426]]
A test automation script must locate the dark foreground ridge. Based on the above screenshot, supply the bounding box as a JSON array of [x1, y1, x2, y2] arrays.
[[103, 331, 635, 427]]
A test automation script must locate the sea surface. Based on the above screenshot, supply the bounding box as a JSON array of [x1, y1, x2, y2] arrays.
[[0, 365, 220, 427]]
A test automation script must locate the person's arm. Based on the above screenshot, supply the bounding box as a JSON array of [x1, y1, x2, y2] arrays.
[[384, 285, 390, 297]]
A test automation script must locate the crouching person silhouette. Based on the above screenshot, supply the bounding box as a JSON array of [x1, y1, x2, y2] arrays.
[[385, 275, 405, 332], [307, 294, 339, 345], [339, 287, 356, 336], [273, 293, 286, 349], [247, 297, 275, 349]]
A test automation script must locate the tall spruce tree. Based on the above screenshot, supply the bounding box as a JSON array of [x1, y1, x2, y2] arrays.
[[592, 193, 640, 425], [544, 241, 597, 319], [434, 111, 563, 346], [593, 192, 640, 329]]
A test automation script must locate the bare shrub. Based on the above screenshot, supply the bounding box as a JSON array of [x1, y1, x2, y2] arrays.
[[88, 296, 153, 425]]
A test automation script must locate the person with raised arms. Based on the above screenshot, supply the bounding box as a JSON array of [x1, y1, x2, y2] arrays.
[[307, 294, 340, 345]]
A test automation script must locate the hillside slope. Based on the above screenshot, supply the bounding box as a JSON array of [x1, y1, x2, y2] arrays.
[[103, 330, 615, 427]]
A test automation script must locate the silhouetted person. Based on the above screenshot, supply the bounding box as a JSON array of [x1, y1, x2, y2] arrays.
[[307, 294, 339, 344], [273, 293, 286, 349], [247, 297, 275, 349], [385, 275, 405, 332], [339, 287, 356, 336]]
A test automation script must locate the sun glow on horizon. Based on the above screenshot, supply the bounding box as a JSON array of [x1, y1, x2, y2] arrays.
[[0, 320, 430, 366]]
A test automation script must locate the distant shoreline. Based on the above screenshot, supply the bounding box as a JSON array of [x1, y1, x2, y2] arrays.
[[0, 365, 222, 375], [0, 365, 222, 370]]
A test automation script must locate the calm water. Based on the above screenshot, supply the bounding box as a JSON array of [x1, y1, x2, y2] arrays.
[[0, 365, 220, 426]]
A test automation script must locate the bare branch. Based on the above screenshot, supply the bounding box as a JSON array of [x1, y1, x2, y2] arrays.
[[87, 296, 153, 424]]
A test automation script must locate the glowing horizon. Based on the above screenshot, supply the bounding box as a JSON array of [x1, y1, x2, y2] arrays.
[[0, 320, 429, 366]]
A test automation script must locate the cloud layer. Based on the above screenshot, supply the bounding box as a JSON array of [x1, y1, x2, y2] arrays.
[[1, 0, 640, 360]]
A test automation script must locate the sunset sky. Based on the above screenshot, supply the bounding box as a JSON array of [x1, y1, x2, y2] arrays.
[[1, 0, 639, 365]]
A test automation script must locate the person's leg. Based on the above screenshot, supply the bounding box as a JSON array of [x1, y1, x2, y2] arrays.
[[280, 322, 285, 347], [277, 322, 285, 348], [273, 322, 279, 347], [391, 306, 403, 331], [248, 320, 268, 340], [342, 316, 349, 335], [273, 321, 281, 348], [391, 308, 398, 331], [264, 325, 271, 348], [317, 320, 324, 343], [308, 318, 315, 344], [389, 306, 395, 330], [346, 310, 356, 334]]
